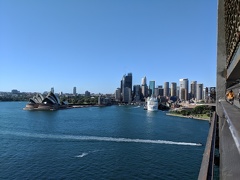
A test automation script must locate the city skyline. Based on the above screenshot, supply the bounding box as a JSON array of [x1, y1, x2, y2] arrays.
[[1, 73, 212, 95], [0, 1, 217, 94]]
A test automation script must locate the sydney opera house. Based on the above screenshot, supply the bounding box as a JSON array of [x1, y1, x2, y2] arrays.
[[24, 92, 67, 110]]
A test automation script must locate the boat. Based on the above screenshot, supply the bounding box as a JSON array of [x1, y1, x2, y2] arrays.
[[143, 105, 147, 110], [146, 96, 158, 111]]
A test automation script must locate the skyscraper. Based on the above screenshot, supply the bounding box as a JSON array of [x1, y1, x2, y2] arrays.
[[122, 87, 132, 103], [133, 85, 141, 102], [121, 73, 133, 103], [115, 88, 121, 102], [149, 81, 155, 97], [141, 76, 147, 86], [190, 81, 197, 100], [121, 73, 132, 93], [196, 84, 203, 101], [51, 87, 54, 94], [171, 82, 177, 96], [141, 76, 148, 98], [164, 82, 169, 97], [73, 87, 77, 96], [179, 78, 189, 100]]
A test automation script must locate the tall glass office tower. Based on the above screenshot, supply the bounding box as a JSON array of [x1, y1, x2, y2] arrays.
[[121, 73, 132, 92], [149, 81, 155, 97], [121, 73, 133, 103]]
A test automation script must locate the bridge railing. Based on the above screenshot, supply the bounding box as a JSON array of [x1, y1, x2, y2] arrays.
[[198, 112, 217, 180]]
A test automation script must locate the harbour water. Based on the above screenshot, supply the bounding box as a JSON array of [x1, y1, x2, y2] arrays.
[[0, 102, 209, 179]]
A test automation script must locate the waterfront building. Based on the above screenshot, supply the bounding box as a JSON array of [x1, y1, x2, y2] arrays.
[[133, 85, 141, 102], [164, 82, 169, 97], [121, 73, 132, 93], [190, 81, 197, 100], [115, 88, 121, 102], [179, 78, 189, 101], [149, 81, 155, 97], [121, 73, 132, 101], [24, 91, 63, 110], [122, 87, 132, 103], [29, 93, 44, 104], [98, 95, 111, 106], [171, 82, 177, 97], [73, 87, 77, 96], [196, 84, 203, 101]]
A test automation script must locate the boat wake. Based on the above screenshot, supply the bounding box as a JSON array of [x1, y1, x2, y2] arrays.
[[1, 131, 202, 147], [131, 106, 141, 109], [75, 153, 88, 158]]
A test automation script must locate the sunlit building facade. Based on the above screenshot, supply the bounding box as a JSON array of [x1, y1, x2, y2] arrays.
[[179, 78, 189, 100]]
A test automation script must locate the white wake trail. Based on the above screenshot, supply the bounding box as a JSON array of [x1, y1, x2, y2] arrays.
[[1, 131, 202, 146]]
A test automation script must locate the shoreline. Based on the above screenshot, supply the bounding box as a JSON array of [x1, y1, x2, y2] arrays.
[[166, 113, 210, 121]]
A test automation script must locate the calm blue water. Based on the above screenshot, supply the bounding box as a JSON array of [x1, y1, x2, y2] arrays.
[[0, 102, 209, 179]]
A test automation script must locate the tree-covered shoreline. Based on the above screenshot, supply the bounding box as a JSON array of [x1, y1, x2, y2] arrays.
[[168, 105, 212, 120]]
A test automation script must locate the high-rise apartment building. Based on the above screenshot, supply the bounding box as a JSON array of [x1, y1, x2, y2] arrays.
[[179, 78, 189, 100], [171, 82, 177, 96], [164, 82, 169, 97]]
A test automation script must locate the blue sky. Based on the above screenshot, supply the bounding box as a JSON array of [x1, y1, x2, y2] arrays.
[[0, 0, 217, 94]]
